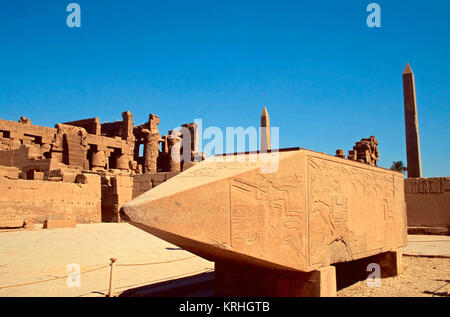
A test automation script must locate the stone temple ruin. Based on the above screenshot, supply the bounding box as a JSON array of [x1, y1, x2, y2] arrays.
[[335, 136, 380, 166], [0, 64, 447, 296], [119, 64, 448, 296], [0, 112, 204, 226]]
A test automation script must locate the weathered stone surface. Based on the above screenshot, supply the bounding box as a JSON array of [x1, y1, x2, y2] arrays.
[[28, 170, 44, 180], [0, 218, 24, 228], [101, 175, 134, 222], [335, 149, 345, 159], [167, 134, 182, 172], [91, 150, 106, 168], [132, 172, 181, 199], [181, 123, 199, 154], [0, 166, 19, 179], [123, 148, 407, 273], [43, 218, 76, 229], [214, 260, 336, 297], [347, 150, 357, 161], [62, 117, 101, 135], [23, 218, 34, 229], [351, 136, 379, 166], [0, 174, 101, 224], [0, 111, 204, 224], [404, 177, 450, 228], [142, 130, 160, 173]]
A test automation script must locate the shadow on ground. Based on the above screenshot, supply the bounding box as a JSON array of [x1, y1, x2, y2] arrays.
[[119, 271, 215, 297], [423, 279, 450, 297], [333, 253, 399, 291]]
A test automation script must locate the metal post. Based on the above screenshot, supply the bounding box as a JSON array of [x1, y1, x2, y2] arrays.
[[107, 257, 117, 297]]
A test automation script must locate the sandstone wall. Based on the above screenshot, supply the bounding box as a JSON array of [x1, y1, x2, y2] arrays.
[[101, 175, 133, 222], [404, 177, 450, 228], [0, 173, 101, 224], [132, 171, 179, 198]]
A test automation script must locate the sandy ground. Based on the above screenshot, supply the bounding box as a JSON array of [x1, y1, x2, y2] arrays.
[[0, 223, 448, 297], [337, 234, 450, 297], [0, 223, 213, 297], [337, 256, 449, 297]]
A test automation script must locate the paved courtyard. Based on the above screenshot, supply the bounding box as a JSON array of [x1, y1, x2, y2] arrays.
[[401, 234, 450, 257], [0, 223, 448, 297], [0, 223, 213, 297]]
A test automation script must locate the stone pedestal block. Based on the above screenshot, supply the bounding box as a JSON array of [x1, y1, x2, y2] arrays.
[[214, 260, 336, 297], [376, 250, 402, 277]]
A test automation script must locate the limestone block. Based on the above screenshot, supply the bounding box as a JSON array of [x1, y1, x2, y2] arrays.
[[11, 139, 21, 150], [182, 161, 196, 171], [405, 177, 450, 228], [0, 166, 19, 179], [75, 174, 88, 184], [214, 260, 336, 297], [44, 218, 76, 229], [165, 171, 179, 180], [24, 218, 34, 229], [0, 218, 24, 228], [150, 173, 166, 182], [28, 171, 44, 180], [443, 178, 450, 192]]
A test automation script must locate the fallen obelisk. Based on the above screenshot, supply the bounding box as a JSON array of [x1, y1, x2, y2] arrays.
[[122, 148, 407, 296]]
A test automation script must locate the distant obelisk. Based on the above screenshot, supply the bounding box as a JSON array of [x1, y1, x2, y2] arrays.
[[260, 106, 271, 151], [403, 63, 422, 178]]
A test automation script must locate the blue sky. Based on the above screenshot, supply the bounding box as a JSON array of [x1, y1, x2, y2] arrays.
[[0, 0, 449, 176]]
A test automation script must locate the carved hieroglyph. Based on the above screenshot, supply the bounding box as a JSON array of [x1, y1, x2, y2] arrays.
[[123, 148, 407, 272]]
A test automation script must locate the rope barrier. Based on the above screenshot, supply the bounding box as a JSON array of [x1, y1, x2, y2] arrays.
[[0, 264, 110, 290], [0, 255, 199, 291], [116, 255, 197, 267], [431, 281, 450, 297]]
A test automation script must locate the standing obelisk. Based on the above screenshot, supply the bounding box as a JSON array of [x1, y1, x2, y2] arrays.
[[260, 106, 271, 151], [403, 63, 422, 178]]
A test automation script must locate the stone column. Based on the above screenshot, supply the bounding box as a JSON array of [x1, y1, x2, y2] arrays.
[[181, 123, 199, 153], [162, 135, 169, 154], [142, 130, 160, 174], [403, 63, 422, 178], [122, 111, 135, 142], [167, 134, 182, 172], [91, 150, 106, 169], [115, 154, 131, 170]]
